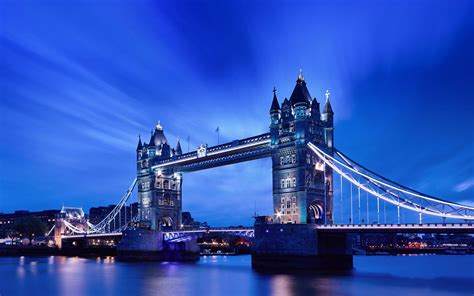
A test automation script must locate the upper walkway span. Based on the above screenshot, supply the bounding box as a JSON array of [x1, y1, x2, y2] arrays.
[[151, 133, 271, 172]]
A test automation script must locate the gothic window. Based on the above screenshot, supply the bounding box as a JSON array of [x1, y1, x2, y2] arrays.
[[164, 180, 169, 189], [172, 183, 176, 190], [285, 155, 290, 164], [287, 201, 291, 209], [164, 194, 171, 206], [286, 179, 291, 188], [156, 182, 161, 188], [281, 179, 285, 188], [292, 178, 296, 187], [281, 198, 285, 203], [291, 154, 296, 164], [292, 196, 296, 202], [280, 156, 284, 165]]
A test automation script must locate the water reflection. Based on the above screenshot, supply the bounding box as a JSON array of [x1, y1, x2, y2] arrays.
[[0, 255, 472, 296]]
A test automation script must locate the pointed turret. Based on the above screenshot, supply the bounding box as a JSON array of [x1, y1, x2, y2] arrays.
[[311, 97, 320, 119], [281, 97, 294, 121], [322, 90, 334, 115], [321, 89, 334, 150], [289, 69, 311, 107], [270, 87, 280, 113], [176, 138, 182, 155], [136, 135, 143, 151], [148, 130, 155, 147], [149, 121, 169, 147]]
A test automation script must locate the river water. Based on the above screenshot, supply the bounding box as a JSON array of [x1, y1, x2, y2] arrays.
[[0, 255, 473, 296]]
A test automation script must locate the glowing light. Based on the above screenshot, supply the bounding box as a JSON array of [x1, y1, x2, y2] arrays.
[[315, 162, 325, 171]]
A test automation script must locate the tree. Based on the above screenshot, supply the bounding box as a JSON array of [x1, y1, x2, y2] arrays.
[[13, 216, 47, 245]]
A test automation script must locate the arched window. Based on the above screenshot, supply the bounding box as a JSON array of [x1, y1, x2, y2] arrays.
[[287, 201, 291, 209], [164, 194, 171, 206], [164, 180, 169, 189], [286, 179, 291, 188]]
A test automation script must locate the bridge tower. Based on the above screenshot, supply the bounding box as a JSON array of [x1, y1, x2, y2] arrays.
[[270, 70, 334, 224], [136, 123, 182, 230]]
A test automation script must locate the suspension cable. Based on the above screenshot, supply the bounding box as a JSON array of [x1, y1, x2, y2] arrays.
[[308, 143, 474, 220]]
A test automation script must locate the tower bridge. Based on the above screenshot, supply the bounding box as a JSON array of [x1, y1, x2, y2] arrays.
[[54, 70, 474, 270]]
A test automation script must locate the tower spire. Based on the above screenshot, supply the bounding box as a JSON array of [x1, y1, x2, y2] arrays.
[[270, 86, 281, 113], [298, 68, 304, 81], [136, 134, 143, 151], [323, 89, 333, 114], [176, 137, 182, 155], [156, 120, 163, 131]]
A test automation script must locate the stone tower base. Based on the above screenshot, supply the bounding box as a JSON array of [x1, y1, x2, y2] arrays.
[[251, 224, 353, 272], [117, 228, 199, 261]]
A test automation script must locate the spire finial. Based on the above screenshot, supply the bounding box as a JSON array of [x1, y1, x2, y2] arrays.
[[156, 120, 162, 130], [325, 89, 330, 101], [298, 68, 304, 81], [273, 86, 277, 95]]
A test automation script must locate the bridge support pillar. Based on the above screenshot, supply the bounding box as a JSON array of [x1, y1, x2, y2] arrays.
[[117, 229, 199, 261], [251, 224, 353, 272]]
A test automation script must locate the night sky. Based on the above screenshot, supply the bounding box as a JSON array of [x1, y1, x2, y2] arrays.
[[1, 0, 473, 226]]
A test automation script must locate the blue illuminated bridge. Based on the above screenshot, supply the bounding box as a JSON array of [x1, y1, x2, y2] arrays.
[[53, 72, 474, 254]]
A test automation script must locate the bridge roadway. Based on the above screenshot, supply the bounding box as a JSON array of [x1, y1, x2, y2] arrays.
[[61, 227, 255, 241], [60, 223, 474, 241], [315, 223, 474, 234]]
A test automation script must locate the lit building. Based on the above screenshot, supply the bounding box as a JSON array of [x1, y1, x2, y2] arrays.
[[0, 209, 59, 238]]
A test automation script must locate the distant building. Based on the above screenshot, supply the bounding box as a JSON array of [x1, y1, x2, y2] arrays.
[[88, 202, 138, 228], [0, 210, 59, 238], [181, 211, 208, 229]]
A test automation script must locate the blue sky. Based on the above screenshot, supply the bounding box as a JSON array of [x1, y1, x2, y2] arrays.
[[1, 0, 473, 226]]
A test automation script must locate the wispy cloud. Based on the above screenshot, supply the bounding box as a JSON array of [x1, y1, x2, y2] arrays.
[[454, 178, 474, 193]]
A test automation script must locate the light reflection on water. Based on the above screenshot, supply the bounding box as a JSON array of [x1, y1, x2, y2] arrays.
[[0, 255, 472, 296]]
